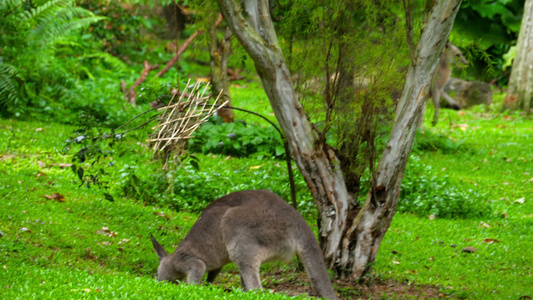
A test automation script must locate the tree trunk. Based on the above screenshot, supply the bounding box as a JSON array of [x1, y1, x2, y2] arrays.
[[343, 2, 462, 277], [215, 0, 461, 279], [208, 15, 234, 123], [504, 0, 533, 113]]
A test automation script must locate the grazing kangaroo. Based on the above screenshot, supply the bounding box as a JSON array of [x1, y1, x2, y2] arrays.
[[151, 190, 338, 300], [428, 42, 468, 126]]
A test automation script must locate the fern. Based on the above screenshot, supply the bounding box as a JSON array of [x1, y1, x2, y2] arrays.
[[34, 15, 106, 47], [0, 0, 110, 115], [21, 0, 73, 23], [23, 1, 105, 48], [79, 53, 128, 72], [0, 0, 23, 20], [0, 64, 23, 108]]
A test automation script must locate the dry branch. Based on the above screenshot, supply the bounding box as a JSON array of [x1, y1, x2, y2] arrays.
[[155, 14, 223, 79], [126, 61, 159, 105], [156, 30, 204, 78]]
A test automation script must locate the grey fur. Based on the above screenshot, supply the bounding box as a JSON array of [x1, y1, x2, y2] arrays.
[[430, 42, 468, 125], [151, 190, 338, 299]]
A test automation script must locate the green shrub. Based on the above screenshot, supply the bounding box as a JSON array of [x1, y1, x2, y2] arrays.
[[0, 0, 104, 115], [412, 130, 471, 154], [0, 0, 146, 125], [120, 154, 316, 217], [399, 156, 491, 218], [189, 117, 286, 159]]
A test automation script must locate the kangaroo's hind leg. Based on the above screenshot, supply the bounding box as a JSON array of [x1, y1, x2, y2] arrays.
[[226, 237, 263, 290], [238, 263, 262, 291], [431, 85, 442, 126]]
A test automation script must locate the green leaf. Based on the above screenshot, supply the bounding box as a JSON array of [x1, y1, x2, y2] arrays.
[[190, 160, 200, 171], [275, 146, 285, 157], [77, 166, 84, 181], [103, 193, 114, 202]]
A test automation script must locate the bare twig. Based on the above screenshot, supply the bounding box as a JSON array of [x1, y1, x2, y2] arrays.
[[147, 80, 227, 169], [156, 30, 204, 78], [126, 61, 159, 105]]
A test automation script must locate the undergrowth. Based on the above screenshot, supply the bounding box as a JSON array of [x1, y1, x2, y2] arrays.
[[399, 155, 490, 218]]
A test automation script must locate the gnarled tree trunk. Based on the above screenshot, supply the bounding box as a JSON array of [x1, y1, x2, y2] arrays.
[[215, 0, 461, 279], [504, 0, 533, 113]]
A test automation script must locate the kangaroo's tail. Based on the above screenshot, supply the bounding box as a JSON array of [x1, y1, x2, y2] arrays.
[[297, 235, 338, 300]]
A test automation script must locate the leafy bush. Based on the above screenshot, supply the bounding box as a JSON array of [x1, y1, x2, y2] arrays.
[[189, 117, 286, 159], [120, 154, 316, 217], [399, 156, 490, 218], [0, 0, 143, 125], [80, 0, 144, 59], [413, 130, 471, 154], [454, 1, 524, 84], [0, 0, 103, 114]]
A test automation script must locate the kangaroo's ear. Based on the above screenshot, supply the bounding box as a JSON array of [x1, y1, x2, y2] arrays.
[[150, 234, 168, 261]]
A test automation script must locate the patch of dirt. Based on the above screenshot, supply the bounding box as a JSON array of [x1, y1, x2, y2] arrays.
[[222, 268, 448, 299]]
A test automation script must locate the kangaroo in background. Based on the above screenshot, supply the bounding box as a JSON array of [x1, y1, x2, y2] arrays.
[[428, 42, 468, 126], [151, 190, 338, 300]]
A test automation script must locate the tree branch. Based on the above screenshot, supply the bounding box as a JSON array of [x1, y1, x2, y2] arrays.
[[156, 30, 204, 78], [126, 61, 159, 106]]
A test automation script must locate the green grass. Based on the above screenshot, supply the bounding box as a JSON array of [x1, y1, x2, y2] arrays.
[[412, 103, 533, 219], [1, 97, 532, 299], [1, 264, 303, 299], [0, 119, 307, 299]]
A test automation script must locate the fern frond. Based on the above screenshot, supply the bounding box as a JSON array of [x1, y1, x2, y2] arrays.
[[30, 5, 105, 47], [0, 0, 23, 18], [21, 0, 74, 23], [53, 39, 81, 48], [0, 63, 23, 107], [80, 52, 128, 72], [32, 5, 98, 34], [35, 59, 76, 89], [44, 16, 106, 45], [1, 64, 24, 80]]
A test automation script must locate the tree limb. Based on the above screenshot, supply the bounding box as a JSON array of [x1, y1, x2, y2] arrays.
[[126, 61, 159, 106], [156, 30, 204, 78]]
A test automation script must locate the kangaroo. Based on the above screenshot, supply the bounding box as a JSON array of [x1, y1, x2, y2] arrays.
[[151, 190, 338, 300], [428, 42, 468, 126]]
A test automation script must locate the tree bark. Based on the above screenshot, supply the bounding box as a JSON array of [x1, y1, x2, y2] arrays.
[[208, 14, 234, 123], [504, 0, 533, 113], [215, 0, 461, 279]]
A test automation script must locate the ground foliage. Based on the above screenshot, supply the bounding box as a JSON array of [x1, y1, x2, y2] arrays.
[[189, 116, 286, 159], [1, 105, 532, 298]]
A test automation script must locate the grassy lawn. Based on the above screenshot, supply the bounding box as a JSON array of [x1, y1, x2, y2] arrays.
[[1, 95, 532, 299]]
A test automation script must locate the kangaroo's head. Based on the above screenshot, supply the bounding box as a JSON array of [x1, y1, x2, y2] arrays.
[[445, 42, 468, 66], [150, 234, 185, 283]]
